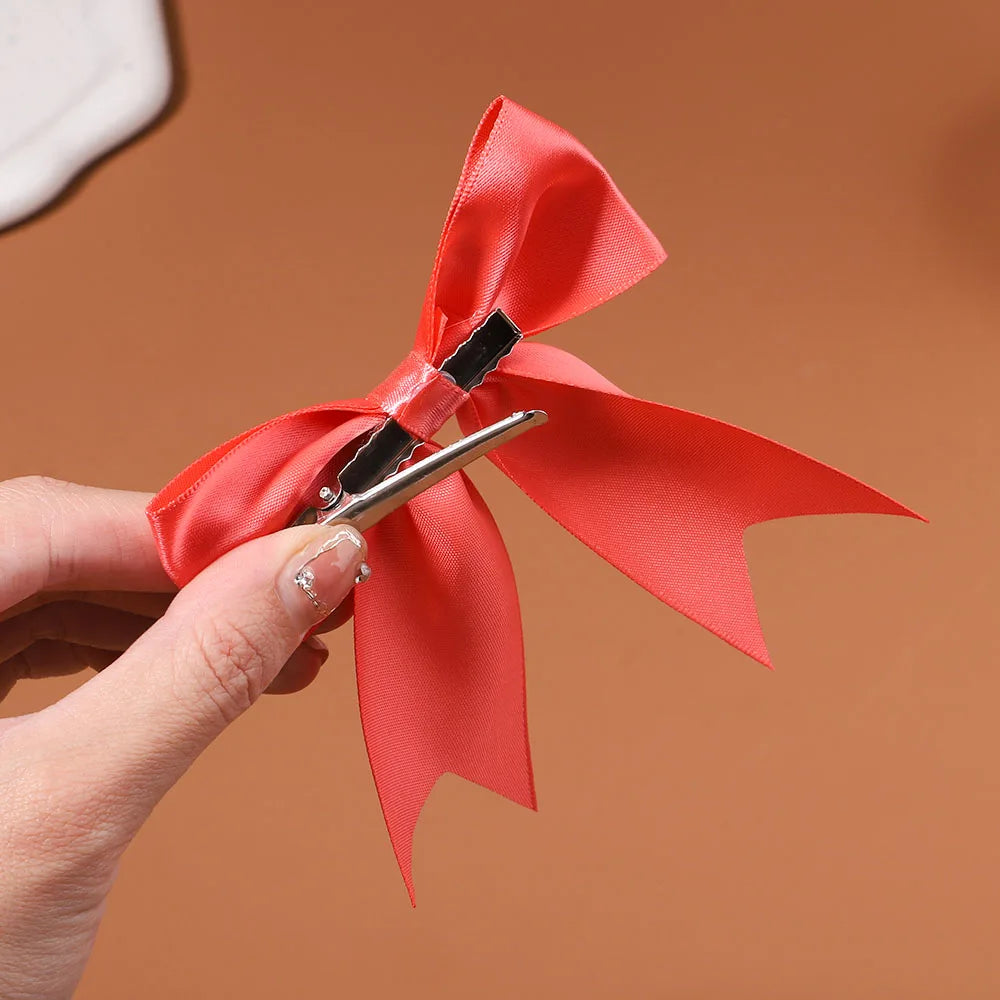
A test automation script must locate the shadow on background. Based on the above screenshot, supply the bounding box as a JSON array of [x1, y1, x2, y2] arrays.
[[0, 0, 187, 240], [933, 102, 1000, 287]]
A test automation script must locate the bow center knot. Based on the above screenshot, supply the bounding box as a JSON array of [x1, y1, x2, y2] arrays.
[[367, 351, 470, 442]]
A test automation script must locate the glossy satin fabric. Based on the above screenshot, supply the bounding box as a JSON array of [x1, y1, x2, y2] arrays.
[[148, 96, 919, 901]]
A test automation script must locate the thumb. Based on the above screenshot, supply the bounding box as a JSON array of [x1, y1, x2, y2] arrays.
[[21, 523, 367, 834]]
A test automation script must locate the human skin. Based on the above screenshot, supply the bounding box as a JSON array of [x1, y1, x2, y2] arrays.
[[0, 477, 366, 999]]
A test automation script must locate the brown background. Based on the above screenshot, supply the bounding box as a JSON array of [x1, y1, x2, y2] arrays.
[[2, 0, 998, 996]]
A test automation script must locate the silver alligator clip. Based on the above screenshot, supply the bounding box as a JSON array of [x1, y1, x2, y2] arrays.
[[293, 409, 547, 532]]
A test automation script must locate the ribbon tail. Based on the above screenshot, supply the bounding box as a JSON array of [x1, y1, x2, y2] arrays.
[[353, 468, 534, 903], [147, 402, 379, 584], [461, 342, 923, 667]]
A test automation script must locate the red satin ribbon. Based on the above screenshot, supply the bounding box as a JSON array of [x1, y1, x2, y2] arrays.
[[148, 96, 920, 901]]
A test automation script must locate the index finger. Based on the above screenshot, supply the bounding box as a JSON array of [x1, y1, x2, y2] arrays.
[[0, 477, 173, 609]]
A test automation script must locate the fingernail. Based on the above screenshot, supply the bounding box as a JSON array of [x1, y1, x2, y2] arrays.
[[279, 526, 366, 627]]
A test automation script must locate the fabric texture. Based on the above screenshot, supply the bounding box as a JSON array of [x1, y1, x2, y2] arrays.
[[147, 96, 920, 901]]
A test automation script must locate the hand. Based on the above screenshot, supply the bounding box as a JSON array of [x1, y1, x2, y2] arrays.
[[0, 477, 367, 1000]]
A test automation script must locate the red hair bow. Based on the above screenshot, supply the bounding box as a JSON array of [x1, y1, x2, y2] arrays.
[[148, 97, 919, 901]]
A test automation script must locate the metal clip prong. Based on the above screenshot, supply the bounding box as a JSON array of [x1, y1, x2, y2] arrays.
[[295, 410, 547, 532]]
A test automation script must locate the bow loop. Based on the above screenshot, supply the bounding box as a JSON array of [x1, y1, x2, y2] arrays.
[[414, 96, 666, 364], [149, 405, 380, 584]]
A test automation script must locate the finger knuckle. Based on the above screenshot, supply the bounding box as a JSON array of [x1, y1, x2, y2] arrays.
[[181, 614, 276, 724], [0, 475, 73, 504], [0, 478, 78, 588]]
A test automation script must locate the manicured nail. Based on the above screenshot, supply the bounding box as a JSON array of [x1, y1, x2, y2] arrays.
[[280, 526, 366, 626]]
